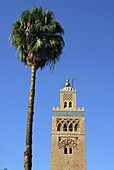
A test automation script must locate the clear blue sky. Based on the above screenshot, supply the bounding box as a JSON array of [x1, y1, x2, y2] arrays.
[[0, 0, 114, 170]]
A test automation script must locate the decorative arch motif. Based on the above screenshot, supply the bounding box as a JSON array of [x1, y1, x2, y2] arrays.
[[57, 118, 80, 132], [58, 138, 78, 149]]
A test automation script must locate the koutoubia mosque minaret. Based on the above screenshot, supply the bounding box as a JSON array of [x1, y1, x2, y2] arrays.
[[51, 78, 86, 170]]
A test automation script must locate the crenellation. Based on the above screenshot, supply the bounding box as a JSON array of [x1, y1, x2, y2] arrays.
[[52, 107, 85, 111]]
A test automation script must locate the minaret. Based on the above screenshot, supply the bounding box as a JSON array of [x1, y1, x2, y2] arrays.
[[51, 78, 86, 170]]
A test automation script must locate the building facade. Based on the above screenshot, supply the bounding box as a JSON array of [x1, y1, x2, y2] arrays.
[[51, 78, 86, 170]]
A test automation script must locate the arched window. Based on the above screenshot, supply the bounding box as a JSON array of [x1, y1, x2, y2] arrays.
[[64, 147, 67, 154], [69, 101, 72, 108], [64, 101, 67, 108], [63, 123, 67, 131], [74, 123, 78, 131], [69, 124, 73, 131], [57, 123, 61, 131], [69, 148, 72, 154], [59, 137, 61, 141]]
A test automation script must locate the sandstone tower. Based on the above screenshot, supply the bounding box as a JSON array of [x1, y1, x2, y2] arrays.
[[51, 78, 86, 170]]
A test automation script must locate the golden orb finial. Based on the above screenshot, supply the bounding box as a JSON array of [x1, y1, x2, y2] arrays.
[[66, 77, 70, 87]]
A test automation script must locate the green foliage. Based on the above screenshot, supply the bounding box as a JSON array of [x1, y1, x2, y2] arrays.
[[20, 10, 30, 22], [10, 6, 65, 70], [32, 39, 43, 52]]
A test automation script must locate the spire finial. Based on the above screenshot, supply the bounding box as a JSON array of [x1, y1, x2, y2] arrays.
[[66, 77, 70, 87]]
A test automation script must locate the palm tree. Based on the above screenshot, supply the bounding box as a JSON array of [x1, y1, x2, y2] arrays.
[[10, 6, 64, 170]]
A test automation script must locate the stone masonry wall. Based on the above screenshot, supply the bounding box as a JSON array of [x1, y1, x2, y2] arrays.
[[51, 116, 86, 170]]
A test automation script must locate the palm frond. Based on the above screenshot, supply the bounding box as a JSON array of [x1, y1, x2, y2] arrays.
[[32, 39, 43, 52], [20, 10, 30, 22], [31, 6, 43, 24], [47, 11, 55, 25]]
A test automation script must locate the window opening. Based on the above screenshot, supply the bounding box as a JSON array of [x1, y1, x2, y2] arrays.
[[64, 101, 67, 108], [63, 124, 67, 131], [57, 123, 61, 131], [69, 101, 72, 107], [59, 137, 61, 141], [69, 124, 73, 131], [64, 147, 67, 154], [69, 148, 72, 154], [74, 123, 78, 131]]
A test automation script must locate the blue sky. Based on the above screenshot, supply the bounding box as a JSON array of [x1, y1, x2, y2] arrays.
[[0, 0, 114, 170]]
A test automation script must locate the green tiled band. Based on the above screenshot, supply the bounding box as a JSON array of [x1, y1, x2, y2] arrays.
[[52, 111, 84, 117]]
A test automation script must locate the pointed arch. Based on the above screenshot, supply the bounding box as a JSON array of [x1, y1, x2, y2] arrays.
[[69, 101, 72, 108], [63, 123, 67, 131], [69, 123, 73, 131], [57, 123, 62, 131], [69, 148, 72, 154], [74, 123, 78, 131], [64, 101, 67, 108], [64, 147, 67, 154]]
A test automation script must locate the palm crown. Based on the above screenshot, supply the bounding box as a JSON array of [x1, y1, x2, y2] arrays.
[[10, 6, 65, 70]]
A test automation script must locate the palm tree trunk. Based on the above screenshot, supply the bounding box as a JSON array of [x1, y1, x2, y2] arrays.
[[24, 65, 36, 170]]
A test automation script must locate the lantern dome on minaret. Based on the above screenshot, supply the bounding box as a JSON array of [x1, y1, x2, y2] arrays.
[[61, 77, 76, 92]]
